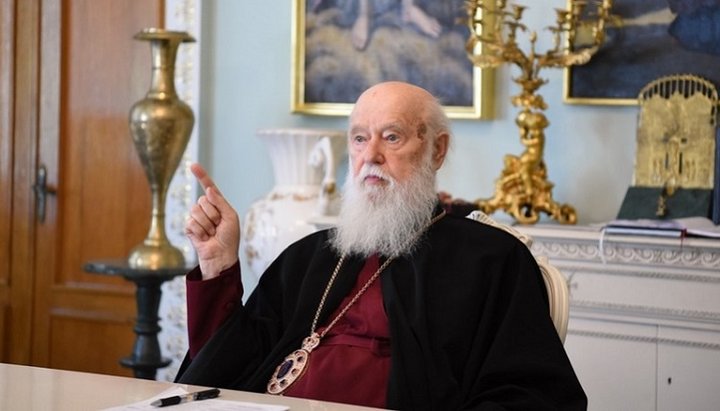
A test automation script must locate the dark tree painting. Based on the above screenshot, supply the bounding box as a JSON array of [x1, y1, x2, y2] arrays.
[[565, 0, 720, 103]]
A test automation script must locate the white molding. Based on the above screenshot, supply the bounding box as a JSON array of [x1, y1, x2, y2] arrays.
[[571, 300, 720, 325], [530, 236, 720, 270], [157, 0, 200, 382], [559, 265, 720, 283], [568, 329, 720, 351]]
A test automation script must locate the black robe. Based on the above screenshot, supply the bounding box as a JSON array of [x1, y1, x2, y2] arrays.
[[176, 212, 587, 410]]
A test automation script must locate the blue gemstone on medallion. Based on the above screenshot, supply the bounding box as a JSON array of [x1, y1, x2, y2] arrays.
[[277, 359, 293, 379]]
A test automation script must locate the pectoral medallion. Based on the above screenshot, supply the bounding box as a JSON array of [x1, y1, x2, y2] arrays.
[[265, 214, 445, 397], [267, 333, 321, 395]]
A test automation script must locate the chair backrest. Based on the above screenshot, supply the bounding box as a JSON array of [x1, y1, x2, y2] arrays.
[[467, 211, 569, 342]]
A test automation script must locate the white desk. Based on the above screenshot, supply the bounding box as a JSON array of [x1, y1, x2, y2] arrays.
[[0, 363, 381, 410]]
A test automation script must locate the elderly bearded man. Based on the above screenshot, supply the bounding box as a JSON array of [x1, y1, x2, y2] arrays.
[[176, 82, 587, 410]]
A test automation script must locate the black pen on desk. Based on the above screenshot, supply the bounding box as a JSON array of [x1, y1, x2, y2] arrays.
[[150, 388, 220, 407]]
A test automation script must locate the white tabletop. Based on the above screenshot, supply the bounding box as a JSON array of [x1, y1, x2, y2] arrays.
[[0, 363, 382, 410]]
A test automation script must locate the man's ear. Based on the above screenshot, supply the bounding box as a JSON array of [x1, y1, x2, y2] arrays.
[[431, 132, 449, 170]]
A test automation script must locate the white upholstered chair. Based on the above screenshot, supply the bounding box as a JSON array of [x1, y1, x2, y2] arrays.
[[467, 211, 569, 342]]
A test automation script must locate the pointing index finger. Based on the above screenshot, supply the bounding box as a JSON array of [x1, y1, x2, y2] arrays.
[[190, 163, 217, 193]]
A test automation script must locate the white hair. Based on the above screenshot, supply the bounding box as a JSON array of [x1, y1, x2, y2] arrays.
[[329, 143, 438, 258]]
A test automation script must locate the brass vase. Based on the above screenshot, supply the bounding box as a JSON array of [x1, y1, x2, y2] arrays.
[[128, 28, 195, 269]]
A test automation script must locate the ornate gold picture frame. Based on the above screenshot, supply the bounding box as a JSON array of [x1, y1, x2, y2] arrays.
[[291, 0, 494, 119], [563, 0, 720, 105]]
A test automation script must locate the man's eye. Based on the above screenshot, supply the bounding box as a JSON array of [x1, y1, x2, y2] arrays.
[[353, 135, 366, 143], [385, 134, 400, 142]]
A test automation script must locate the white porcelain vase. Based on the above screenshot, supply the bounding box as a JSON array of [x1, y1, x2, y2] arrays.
[[242, 128, 346, 280]]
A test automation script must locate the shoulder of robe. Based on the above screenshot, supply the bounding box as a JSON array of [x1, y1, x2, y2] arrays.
[[279, 229, 334, 257], [436, 212, 529, 252]]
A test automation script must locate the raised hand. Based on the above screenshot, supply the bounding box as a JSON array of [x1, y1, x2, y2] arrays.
[[185, 163, 240, 280]]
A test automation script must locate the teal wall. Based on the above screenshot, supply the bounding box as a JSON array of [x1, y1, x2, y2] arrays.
[[199, 0, 637, 230]]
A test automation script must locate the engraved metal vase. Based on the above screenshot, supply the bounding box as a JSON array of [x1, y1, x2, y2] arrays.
[[128, 28, 195, 269]]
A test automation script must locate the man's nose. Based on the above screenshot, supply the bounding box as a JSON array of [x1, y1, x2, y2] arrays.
[[363, 137, 384, 164]]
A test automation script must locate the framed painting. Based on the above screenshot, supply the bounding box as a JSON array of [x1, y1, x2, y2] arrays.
[[564, 0, 720, 105], [291, 0, 494, 119]]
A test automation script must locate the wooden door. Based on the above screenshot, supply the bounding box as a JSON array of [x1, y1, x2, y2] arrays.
[[1, 0, 165, 376], [0, 0, 16, 363]]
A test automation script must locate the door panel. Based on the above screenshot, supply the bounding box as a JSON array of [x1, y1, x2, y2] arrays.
[[49, 308, 137, 373], [0, 0, 14, 362], [2, 0, 165, 376], [33, 0, 164, 375], [3, 0, 39, 365]]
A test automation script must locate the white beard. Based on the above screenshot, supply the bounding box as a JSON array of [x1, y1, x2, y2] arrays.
[[329, 157, 438, 258]]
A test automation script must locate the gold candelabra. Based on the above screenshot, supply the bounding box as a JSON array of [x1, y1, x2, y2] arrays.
[[465, 0, 613, 224]]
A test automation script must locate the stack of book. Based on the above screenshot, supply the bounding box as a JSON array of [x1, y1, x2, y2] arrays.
[[603, 217, 720, 239]]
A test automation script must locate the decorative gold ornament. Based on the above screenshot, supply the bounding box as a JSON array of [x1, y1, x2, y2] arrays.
[[465, 0, 615, 224], [633, 74, 718, 217], [128, 29, 195, 269]]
